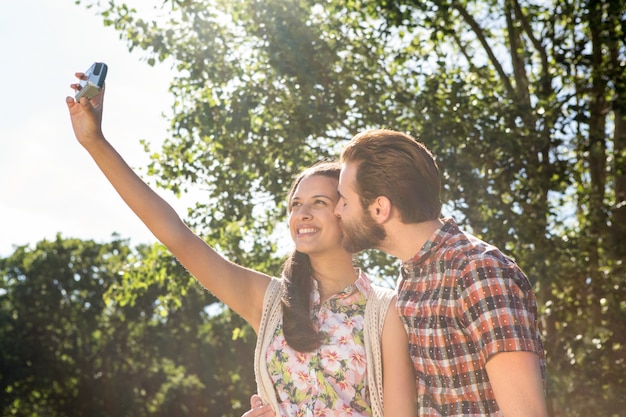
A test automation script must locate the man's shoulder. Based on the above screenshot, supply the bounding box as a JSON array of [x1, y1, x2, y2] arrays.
[[437, 219, 515, 267]]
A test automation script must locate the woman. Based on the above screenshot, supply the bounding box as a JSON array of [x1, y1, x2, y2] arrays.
[[66, 72, 416, 416]]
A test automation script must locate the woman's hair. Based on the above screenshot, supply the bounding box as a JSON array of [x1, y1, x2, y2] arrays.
[[341, 129, 442, 223], [280, 161, 341, 352]]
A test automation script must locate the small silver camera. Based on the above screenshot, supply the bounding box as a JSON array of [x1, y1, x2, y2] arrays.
[[75, 62, 108, 101]]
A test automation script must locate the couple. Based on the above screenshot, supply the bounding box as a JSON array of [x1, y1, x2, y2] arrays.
[[67, 72, 547, 416]]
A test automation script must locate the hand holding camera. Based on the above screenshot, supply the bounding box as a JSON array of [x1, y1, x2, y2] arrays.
[[74, 62, 108, 101], [66, 62, 108, 146]]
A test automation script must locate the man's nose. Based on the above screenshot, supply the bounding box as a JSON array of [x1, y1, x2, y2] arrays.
[[334, 201, 342, 218]]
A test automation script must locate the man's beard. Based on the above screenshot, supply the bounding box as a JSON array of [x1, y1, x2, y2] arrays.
[[340, 209, 386, 253]]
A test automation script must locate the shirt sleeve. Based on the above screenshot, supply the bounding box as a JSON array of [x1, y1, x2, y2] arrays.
[[457, 256, 543, 364]]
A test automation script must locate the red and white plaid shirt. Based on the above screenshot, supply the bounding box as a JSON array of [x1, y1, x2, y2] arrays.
[[397, 218, 545, 416]]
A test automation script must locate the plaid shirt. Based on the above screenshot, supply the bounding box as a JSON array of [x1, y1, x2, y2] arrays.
[[397, 218, 545, 416]]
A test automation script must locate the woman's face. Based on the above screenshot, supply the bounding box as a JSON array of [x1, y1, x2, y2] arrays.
[[288, 174, 344, 256]]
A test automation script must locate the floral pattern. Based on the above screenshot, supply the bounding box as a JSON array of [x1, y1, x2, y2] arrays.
[[266, 272, 373, 416]]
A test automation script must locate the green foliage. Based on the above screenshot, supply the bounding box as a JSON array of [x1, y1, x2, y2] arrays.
[[73, 0, 625, 415], [0, 236, 255, 417]]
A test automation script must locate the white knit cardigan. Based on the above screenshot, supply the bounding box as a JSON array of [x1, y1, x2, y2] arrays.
[[253, 277, 395, 417]]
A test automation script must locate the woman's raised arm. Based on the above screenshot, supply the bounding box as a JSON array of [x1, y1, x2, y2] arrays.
[[66, 76, 270, 331]]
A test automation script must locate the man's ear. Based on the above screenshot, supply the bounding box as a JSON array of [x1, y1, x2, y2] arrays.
[[369, 196, 392, 224]]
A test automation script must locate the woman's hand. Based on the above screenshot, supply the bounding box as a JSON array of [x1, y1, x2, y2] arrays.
[[65, 72, 105, 145], [240, 394, 275, 417]]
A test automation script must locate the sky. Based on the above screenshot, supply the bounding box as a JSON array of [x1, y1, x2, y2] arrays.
[[0, 1, 190, 256]]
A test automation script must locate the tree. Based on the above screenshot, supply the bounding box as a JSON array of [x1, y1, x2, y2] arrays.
[[0, 236, 255, 416], [76, 0, 626, 415]]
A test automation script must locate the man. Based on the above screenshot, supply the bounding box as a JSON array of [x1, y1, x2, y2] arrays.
[[335, 129, 548, 416]]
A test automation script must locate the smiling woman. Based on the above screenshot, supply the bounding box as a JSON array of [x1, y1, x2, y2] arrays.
[[288, 171, 345, 260], [0, 1, 178, 257]]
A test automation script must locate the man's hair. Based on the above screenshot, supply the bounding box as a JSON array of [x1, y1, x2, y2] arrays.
[[341, 129, 441, 223]]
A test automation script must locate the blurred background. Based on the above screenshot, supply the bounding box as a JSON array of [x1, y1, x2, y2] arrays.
[[0, 1, 182, 257]]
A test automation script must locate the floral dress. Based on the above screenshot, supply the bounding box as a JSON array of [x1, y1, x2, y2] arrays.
[[265, 271, 373, 417]]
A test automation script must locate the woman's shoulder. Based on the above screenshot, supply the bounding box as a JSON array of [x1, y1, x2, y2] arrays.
[[364, 281, 397, 325], [368, 282, 396, 301], [264, 276, 285, 297]]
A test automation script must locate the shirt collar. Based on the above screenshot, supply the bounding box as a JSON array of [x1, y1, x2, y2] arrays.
[[311, 268, 372, 299], [353, 269, 373, 297], [401, 217, 458, 272]]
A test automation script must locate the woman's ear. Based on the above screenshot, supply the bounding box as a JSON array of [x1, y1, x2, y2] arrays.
[[369, 196, 392, 224]]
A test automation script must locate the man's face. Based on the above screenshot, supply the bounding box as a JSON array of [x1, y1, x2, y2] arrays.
[[335, 161, 386, 253]]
